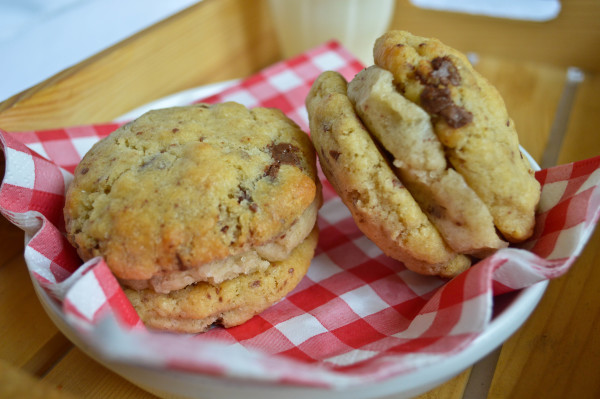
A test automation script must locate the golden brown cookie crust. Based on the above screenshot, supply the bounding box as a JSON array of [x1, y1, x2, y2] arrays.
[[374, 31, 540, 242], [125, 226, 319, 333], [64, 103, 319, 283], [347, 65, 507, 257], [306, 71, 470, 278]]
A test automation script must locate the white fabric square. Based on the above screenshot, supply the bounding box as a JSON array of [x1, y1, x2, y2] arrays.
[[61, 167, 74, 194], [4, 147, 35, 188], [24, 246, 55, 283], [275, 313, 328, 346], [352, 235, 383, 258], [222, 89, 258, 108], [72, 136, 101, 159], [319, 196, 352, 224], [548, 223, 586, 260], [538, 180, 568, 213], [577, 168, 600, 195], [307, 253, 344, 282], [394, 311, 436, 339], [493, 251, 546, 289], [313, 52, 346, 71], [25, 142, 50, 160], [295, 105, 309, 129], [267, 70, 303, 92], [340, 285, 389, 318], [325, 349, 378, 366], [399, 270, 446, 297], [449, 294, 488, 335], [66, 272, 107, 321]]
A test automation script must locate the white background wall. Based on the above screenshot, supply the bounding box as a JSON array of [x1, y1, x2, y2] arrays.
[[0, 0, 200, 100]]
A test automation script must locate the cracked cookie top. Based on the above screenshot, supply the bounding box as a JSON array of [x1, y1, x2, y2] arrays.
[[64, 102, 318, 281]]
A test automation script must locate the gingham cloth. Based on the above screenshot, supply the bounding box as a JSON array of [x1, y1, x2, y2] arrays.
[[1, 42, 599, 388]]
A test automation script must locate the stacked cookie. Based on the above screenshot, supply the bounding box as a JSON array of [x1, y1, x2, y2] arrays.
[[64, 30, 541, 333], [64, 103, 321, 333], [306, 31, 540, 277]]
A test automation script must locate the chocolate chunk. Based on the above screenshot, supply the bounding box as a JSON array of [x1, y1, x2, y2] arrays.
[[430, 57, 461, 86], [269, 143, 301, 166], [420, 86, 473, 128], [264, 163, 280, 179], [264, 142, 301, 178], [439, 104, 473, 128], [421, 86, 453, 114], [329, 150, 341, 161]]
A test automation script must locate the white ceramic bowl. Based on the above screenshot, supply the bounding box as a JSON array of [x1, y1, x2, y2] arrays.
[[30, 83, 547, 399], [31, 271, 547, 399]]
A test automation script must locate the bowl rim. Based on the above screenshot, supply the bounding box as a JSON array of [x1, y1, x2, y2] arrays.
[[26, 83, 547, 399]]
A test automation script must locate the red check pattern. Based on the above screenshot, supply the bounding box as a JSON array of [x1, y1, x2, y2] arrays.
[[1, 41, 599, 388]]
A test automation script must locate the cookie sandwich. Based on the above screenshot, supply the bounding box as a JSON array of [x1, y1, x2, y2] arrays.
[[306, 31, 540, 278], [64, 102, 322, 333]]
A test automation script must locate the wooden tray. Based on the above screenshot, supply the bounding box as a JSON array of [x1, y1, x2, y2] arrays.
[[1, 0, 599, 397]]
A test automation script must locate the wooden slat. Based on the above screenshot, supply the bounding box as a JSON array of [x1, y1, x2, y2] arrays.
[[1, 1, 598, 397], [559, 70, 600, 163], [388, 0, 600, 72], [416, 369, 471, 399], [0, 254, 71, 372], [0, 0, 281, 132], [473, 56, 566, 163], [0, 358, 78, 399], [42, 348, 157, 399], [488, 72, 600, 398], [489, 227, 600, 399]]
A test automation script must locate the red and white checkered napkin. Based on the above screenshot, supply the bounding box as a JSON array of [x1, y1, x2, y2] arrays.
[[2, 42, 600, 389]]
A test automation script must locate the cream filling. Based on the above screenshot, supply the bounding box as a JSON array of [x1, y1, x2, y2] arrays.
[[121, 196, 320, 294]]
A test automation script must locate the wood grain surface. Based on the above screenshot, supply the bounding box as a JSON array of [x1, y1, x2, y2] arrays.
[[0, 0, 598, 398]]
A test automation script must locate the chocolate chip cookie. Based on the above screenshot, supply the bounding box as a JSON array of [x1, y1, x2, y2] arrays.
[[374, 31, 540, 242], [306, 71, 471, 278], [347, 65, 507, 257], [64, 102, 321, 332], [125, 227, 318, 333]]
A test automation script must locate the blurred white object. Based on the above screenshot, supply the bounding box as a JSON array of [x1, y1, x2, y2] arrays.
[[410, 0, 561, 21], [0, 0, 200, 101], [268, 0, 395, 65]]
